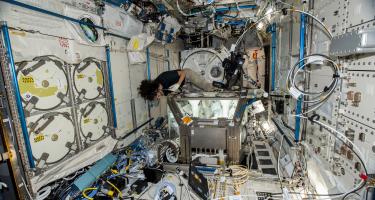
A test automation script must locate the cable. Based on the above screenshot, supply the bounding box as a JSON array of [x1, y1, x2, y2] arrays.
[[279, 115, 368, 199], [21, 177, 33, 200], [298, 119, 367, 199], [286, 54, 340, 115], [365, 187, 375, 200], [82, 188, 97, 200], [311, 119, 366, 167], [180, 49, 224, 71], [314, 182, 366, 200], [63, 168, 86, 181], [106, 180, 123, 198], [36, 186, 51, 200], [288, 55, 339, 99], [175, 173, 193, 200], [343, 191, 362, 200]]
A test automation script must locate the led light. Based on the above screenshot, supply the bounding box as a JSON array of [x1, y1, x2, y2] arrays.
[[265, 7, 274, 21], [256, 22, 265, 30]]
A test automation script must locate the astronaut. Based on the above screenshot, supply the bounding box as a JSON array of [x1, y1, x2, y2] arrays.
[[138, 68, 223, 100]]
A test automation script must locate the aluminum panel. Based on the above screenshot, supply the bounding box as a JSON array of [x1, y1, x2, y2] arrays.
[[341, 70, 375, 129], [330, 29, 375, 56], [129, 63, 147, 99], [347, 0, 375, 28], [340, 117, 375, 173], [313, 0, 348, 37], [106, 37, 132, 102], [134, 97, 148, 126]]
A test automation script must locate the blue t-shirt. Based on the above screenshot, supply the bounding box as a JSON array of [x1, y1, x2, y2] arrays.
[[155, 70, 185, 95]]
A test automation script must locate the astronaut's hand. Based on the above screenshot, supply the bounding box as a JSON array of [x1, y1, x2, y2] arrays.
[[168, 83, 180, 92]]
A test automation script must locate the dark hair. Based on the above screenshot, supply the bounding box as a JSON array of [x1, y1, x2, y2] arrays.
[[138, 80, 159, 100]]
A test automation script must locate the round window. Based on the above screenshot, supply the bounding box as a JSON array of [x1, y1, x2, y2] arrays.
[[79, 17, 99, 43]]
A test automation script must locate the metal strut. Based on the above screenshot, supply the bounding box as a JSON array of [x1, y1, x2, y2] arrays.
[[1, 22, 35, 168]]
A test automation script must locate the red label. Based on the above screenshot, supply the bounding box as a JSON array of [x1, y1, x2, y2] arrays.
[[58, 37, 69, 48], [115, 20, 122, 27]]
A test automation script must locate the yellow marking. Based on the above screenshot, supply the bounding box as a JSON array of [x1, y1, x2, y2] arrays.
[[34, 135, 45, 143], [107, 190, 114, 197], [77, 74, 85, 79], [19, 75, 58, 97], [10, 30, 26, 36], [181, 116, 193, 125], [83, 118, 91, 124], [21, 76, 34, 84], [96, 69, 103, 86], [132, 39, 139, 50]]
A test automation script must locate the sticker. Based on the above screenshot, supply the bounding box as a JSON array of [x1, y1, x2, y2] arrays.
[[77, 74, 85, 79], [83, 118, 91, 124], [34, 134, 45, 143], [21, 76, 34, 84], [58, 37, 70, 48], [181, 116, 193, 125], [115, 20, 122, 27], [132, 39, 139, 50], [24, 92, 32, 101], [10, 30, 26, 37]]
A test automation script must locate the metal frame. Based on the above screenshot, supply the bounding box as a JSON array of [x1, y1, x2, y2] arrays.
[[0, 21, 34, 199], [1, 22, 35, 168], [329, 28, 375, 56], [167, 93, 250, 163], [0, 22, 119, 195]]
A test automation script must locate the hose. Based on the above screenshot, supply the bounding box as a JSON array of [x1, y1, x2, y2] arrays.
[[36, 186, 52, 200], [286, 54, 340, 115]]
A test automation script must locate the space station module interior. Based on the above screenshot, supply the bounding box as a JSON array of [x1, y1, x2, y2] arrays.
[[1, 0, 375, 199]]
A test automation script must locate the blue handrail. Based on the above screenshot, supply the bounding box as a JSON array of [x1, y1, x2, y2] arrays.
[[271, 23, 277, 91], [294, 13, 306, 142], [105, 46, 118, 128]]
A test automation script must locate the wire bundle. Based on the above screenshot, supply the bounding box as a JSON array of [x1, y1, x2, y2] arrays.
[[226, 165, 250, 186], [286, 54, 340, 115]]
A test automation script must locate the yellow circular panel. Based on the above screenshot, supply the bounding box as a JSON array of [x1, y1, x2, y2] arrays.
[[16, 59, 68, 111], [73, 60, 104, 100]]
